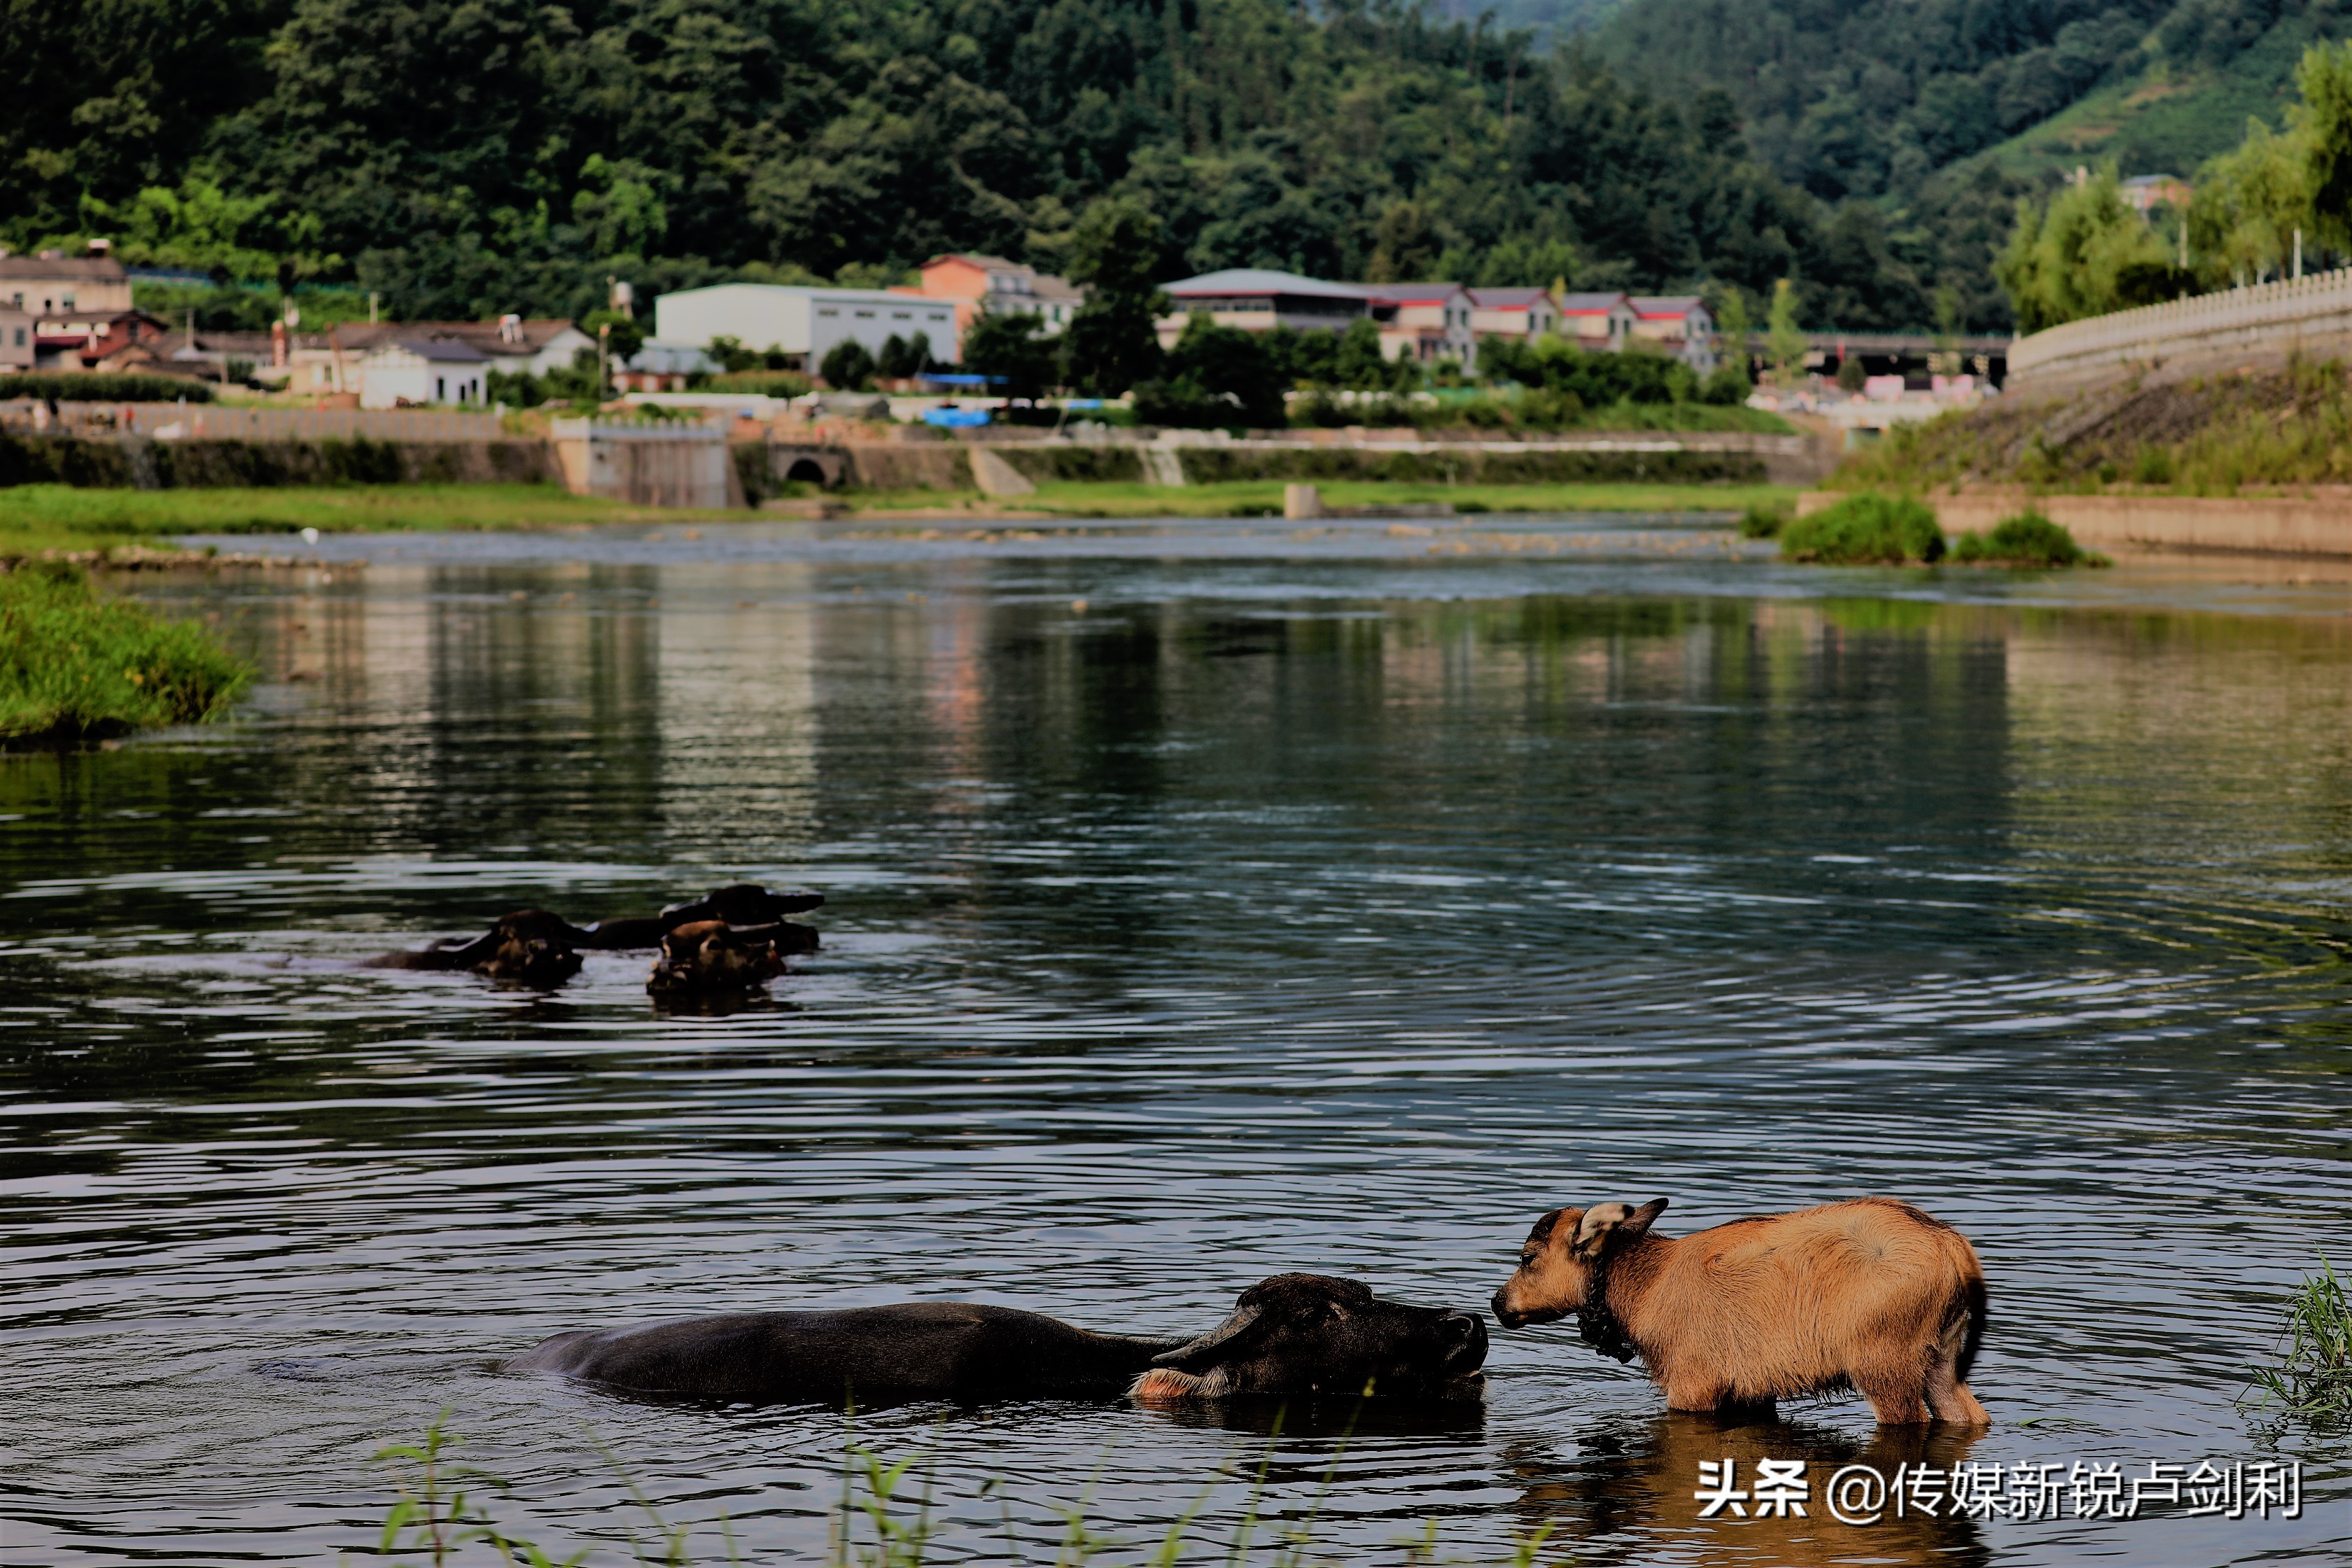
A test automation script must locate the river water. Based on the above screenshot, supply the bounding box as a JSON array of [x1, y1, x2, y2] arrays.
[[4, 514, 2350, 1566]]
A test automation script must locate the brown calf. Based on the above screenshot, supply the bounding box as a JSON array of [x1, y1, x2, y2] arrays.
[[1492, 1198, 1989, 1426]]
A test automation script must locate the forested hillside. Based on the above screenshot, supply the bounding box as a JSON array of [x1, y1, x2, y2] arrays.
[[1596, 0, 2350, 206], [4, 0, 2002, 331]]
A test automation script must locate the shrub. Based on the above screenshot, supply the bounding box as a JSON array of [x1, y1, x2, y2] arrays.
[[818, 338, 876, 391], [1737, 500, 1789, 538], [0, 562, 253, 746], [702, 370, 811, 397], [1779, 493, 1945, 564], [1949, 509, 2108, 567], [2132, 444, 2176, 485], [0, 373, 213, 404]]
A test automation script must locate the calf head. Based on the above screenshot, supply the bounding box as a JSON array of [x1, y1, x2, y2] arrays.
[[1491, 1198, 1668, 1329], [469, 909, 585, 985], [647, 919, 785, 995], [1131, 1274, 1487, 1404]]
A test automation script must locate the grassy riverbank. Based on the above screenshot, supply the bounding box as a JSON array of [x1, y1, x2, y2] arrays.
[[0, 564, 253, 746], [0, 479, 1796, 559], [1832, 360, 2352, 496], [853, 478, 1798, 519]]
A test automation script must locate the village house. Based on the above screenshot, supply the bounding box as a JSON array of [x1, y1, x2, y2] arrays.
[[1467, 287, 1560, 342], [906, 254, 1085, 340], [653, 284, 960, 370], [1156, 269, 1371, 347], [32, 307, 179, 373], [0, 244, 134, 317], [0, 306, 30, 370], [1368, 281, 1477, 368], [1629, 295, 1718, 371], [1555, 292, 1639, 352], [355, 338, 490, 407], [2121, 174, 2191, 214]]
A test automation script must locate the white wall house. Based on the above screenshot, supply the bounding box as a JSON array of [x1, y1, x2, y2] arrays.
[[652, 284, 960, 372], [358, 339, 490, 407]]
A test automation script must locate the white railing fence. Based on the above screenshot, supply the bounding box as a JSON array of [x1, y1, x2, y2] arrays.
[[2008, 267, 2352, 388]]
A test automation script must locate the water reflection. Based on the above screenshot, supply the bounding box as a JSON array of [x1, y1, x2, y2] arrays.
[[4, 534, 2350, 1565], [1507, 1413, 1990, 1567]]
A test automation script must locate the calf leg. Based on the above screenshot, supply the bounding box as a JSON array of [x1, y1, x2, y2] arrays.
[[1850, 1354, 1932, 1425], [1925, 1315, 1991, 1425]]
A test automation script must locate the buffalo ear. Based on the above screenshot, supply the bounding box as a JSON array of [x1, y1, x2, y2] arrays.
[[1150, 1302, 1267, 1371], [1621, 1198, 1669, 1238]]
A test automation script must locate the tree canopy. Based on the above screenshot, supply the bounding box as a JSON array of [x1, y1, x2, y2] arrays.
[[1, 0, 1994, 332]]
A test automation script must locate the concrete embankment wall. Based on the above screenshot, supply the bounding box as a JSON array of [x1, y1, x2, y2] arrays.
[[1172, 444, 1772, 486], [0, 430, 553, 489], [2008, 267, 2352, 398], [1798, 489, 2352, 557]]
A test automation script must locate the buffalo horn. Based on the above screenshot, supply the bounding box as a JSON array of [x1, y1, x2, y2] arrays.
[[1149, 1302, 1265, 1370]]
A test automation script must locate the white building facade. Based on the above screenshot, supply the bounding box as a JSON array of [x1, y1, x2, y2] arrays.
[[652, 285, 960, 370], [357, 340, 490, 407]]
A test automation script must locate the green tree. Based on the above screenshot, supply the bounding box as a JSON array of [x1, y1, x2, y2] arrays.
[[1134, 314, 1286, 428], [875, 332, 934, 379], [960, 313, 1056, 399], [1060, 199, 1167, 396], [2299, 40, 2352, 255], [819, 338, 876, 391], [1994, 166, 2171, 332], [2190, 121, 2314, 286], [580, 309, 643, 363], [1766, 278, 1808, 388]]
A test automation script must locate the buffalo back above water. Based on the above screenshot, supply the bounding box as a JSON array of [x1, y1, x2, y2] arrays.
[[504, 1275, 1488, 1408]]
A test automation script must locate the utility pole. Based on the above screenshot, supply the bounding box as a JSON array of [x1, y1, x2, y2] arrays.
[[2294, 228, 2304, 280], [597, 320, 610, 403]]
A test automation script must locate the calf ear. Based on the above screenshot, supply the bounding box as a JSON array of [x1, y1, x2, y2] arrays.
[[1622, 1198, 1669, 1238], [1150, 1302, 1267, 1371], [1573, 1202, 1636, 1254]]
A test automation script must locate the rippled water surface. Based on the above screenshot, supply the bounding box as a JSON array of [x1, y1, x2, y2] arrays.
[[6, 514, 2352, 1565]]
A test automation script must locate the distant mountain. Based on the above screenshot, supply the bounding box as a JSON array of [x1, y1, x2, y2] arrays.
[[1590, 0, 2344, 201]]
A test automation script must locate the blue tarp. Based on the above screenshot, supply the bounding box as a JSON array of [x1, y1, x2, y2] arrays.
[[923, 407, 992, 427], [920, 373, 1002, 386]]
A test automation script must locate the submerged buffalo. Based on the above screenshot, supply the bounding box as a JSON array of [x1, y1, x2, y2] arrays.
[[364, 884, 822, 984], [645, 919, 795, 996], [503, 1273, 1487, 1407], [360, 909, 586, 984]]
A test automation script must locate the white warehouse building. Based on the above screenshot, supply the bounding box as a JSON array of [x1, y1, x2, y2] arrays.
[[652, 285, 960, 372]]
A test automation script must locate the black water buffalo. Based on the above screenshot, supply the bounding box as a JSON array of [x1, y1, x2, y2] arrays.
[[645, 919, 812, 996], [360, 909, 586, 984], [503, 1274, 1488, 1407], [364, 885, 822, 982]]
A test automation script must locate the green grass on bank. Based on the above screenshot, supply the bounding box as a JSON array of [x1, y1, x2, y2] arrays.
[[0, 482, 659, 544], [853, 479, 1799, 519], [0, 563, 253, 746], [0, 479, 1798, 557]]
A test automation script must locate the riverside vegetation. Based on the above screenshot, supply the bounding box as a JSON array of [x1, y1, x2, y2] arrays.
[[366, 1414, 1572, 1568], [1830, 360, 2352, 496], [2246, 1258, 2352, 1423], [0, 562, 251, 746], [1776, 493, 2107, 567]]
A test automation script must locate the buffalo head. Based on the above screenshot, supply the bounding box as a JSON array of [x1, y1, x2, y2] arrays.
[[1131, 1274, 1486, 1404], [647, 920, 785, 996]]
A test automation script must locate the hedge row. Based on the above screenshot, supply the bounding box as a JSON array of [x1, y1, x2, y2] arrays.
[[0, 433, 550, 489], [0, 374, 213, 404]]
